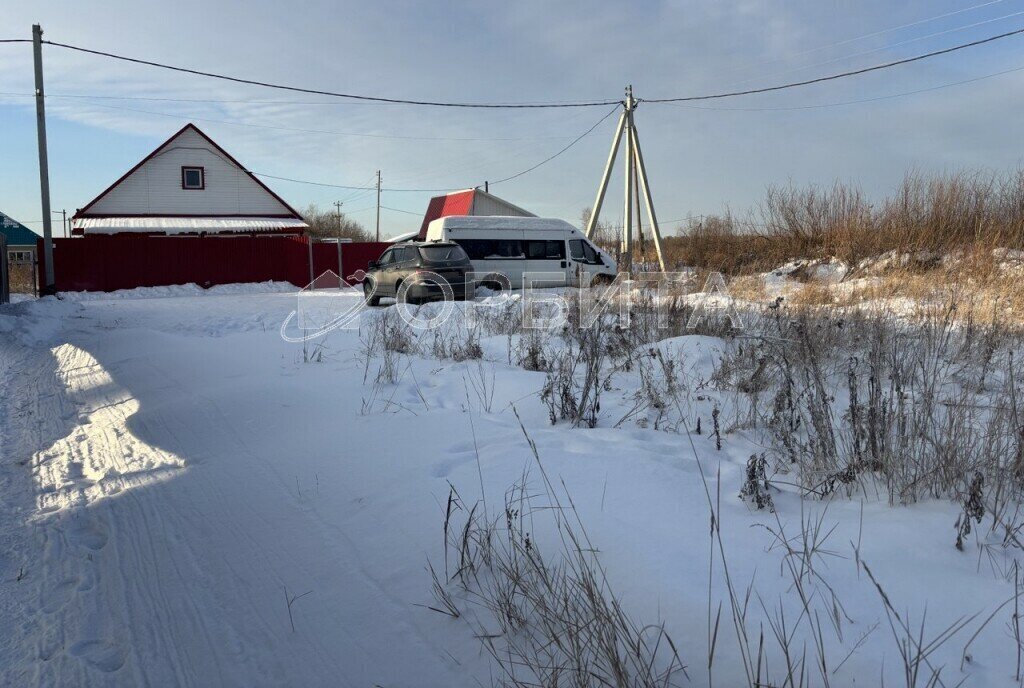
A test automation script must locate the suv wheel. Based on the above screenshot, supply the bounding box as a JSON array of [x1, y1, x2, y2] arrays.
[[396, 280, 420, 305], [481, 280, 504, 293], [363, 279, 380, 306]]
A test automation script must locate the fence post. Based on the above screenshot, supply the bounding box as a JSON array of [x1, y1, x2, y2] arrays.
[[306, 238, 314, 289]]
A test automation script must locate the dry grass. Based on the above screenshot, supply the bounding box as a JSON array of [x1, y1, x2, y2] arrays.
[[779, 262, 1024, 325], [8, 264, 35, 294], [430, 421, 686, 687], [656, 169, 1024, 277]]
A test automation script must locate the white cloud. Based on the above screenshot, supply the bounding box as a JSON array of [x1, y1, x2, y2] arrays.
[[2, 0, 1022, 232]]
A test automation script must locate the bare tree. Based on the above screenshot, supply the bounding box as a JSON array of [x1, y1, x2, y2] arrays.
[[579, 207, 616, 246], [302, 203, 371, 241]]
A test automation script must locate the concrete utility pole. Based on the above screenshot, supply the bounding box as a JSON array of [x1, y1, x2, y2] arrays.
[[622, 86, 635, 276], [33, 24, 55, 293], [52, 209, 66, 238], [333, 200, 343, 278], [584, 85, 666, 275], [333, 200, 344, 235], [375, 170, 381, 242]]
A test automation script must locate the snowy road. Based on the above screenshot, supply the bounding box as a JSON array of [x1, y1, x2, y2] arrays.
[[1, 290, 474, 686], [1, 286, 1020, 686]]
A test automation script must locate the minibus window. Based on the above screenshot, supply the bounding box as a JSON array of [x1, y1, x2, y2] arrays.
[[526, 240, 566, 260], [569, 240, 585, 260], [457, 240, 489, 259], [489, 240, 523, 258], [452, 238, 526, 259]]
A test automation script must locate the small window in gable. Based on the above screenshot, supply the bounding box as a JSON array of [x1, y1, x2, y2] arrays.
[[181, 166, 205, 190]]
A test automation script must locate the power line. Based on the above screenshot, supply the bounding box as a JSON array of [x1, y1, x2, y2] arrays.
[[381, 205, 426, 216], [253, 172, 455, 193], [793, 0, 1009, 57], [642, 26, 1024, 103], [7, 27, 1019, 112], [721, 8, 1024, 90], [0, 95, 580, 141], [717, 0, 1011, 83], [338, 204, 377, 215], [0, 91, 358, 106], [253, 105, 618, 193], [35, 39, 623, 109], [662, 62, 1024, 111], [489, 105, 619, 185]]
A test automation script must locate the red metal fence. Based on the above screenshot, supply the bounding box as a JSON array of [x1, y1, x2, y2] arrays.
[[37, 236, 390, 293]]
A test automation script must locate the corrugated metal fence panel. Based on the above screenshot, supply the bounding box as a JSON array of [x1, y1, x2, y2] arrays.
[[311, 242, 343, 284], [343, 242, 389, 283], [308, 241, 389, 285], [35, 236, 391, 293]]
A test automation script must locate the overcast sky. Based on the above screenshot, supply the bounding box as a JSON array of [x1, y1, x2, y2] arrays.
[[2, 0, 1023, 239]]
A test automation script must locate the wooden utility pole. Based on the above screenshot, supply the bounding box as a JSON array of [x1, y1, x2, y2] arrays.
[[33, 24, 55, 293], [584, 85, 666, 274], [375, 170, 381, 242]]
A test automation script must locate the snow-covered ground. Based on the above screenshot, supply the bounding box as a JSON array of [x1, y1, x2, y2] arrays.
[[0, 284, 1021, 686]]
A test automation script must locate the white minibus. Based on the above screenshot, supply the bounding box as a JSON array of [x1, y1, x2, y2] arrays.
[[424, 216, 617, 289]]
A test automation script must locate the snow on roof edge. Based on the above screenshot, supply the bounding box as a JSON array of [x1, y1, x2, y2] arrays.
[[74, 217, 309, 235], [431, 215, 578, 232]]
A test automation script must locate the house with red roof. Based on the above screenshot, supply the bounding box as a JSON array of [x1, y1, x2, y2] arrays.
[[411, 188, 535, 241]]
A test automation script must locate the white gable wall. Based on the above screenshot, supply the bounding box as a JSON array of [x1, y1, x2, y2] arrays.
[[86, 128, 292, 216], [470, 191, 535, 218]]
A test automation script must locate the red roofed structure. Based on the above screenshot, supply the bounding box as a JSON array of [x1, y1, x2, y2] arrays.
[[416, 188, 534, 239]]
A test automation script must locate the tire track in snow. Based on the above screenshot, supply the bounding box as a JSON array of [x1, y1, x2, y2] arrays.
[[5, 298, 472, 686], [0, 342, 55, 686], [4, 340, 247, 686]]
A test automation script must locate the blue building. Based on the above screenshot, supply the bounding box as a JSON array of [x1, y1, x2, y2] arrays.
[[0, 211, 41, 264]]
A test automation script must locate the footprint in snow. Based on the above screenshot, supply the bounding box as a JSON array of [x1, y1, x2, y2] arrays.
[[41, 577, 78, 613], [445, 440, 477, 455], [66, 518, 109, 551], [68, 640, 126, 673], [431, 453, 475, 478]]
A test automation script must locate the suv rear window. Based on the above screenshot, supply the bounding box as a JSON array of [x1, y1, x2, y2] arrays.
[[419, 245, 468, 262]]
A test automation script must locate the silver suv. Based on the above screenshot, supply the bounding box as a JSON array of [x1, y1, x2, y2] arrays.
[[364, 242, 474, 306]]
